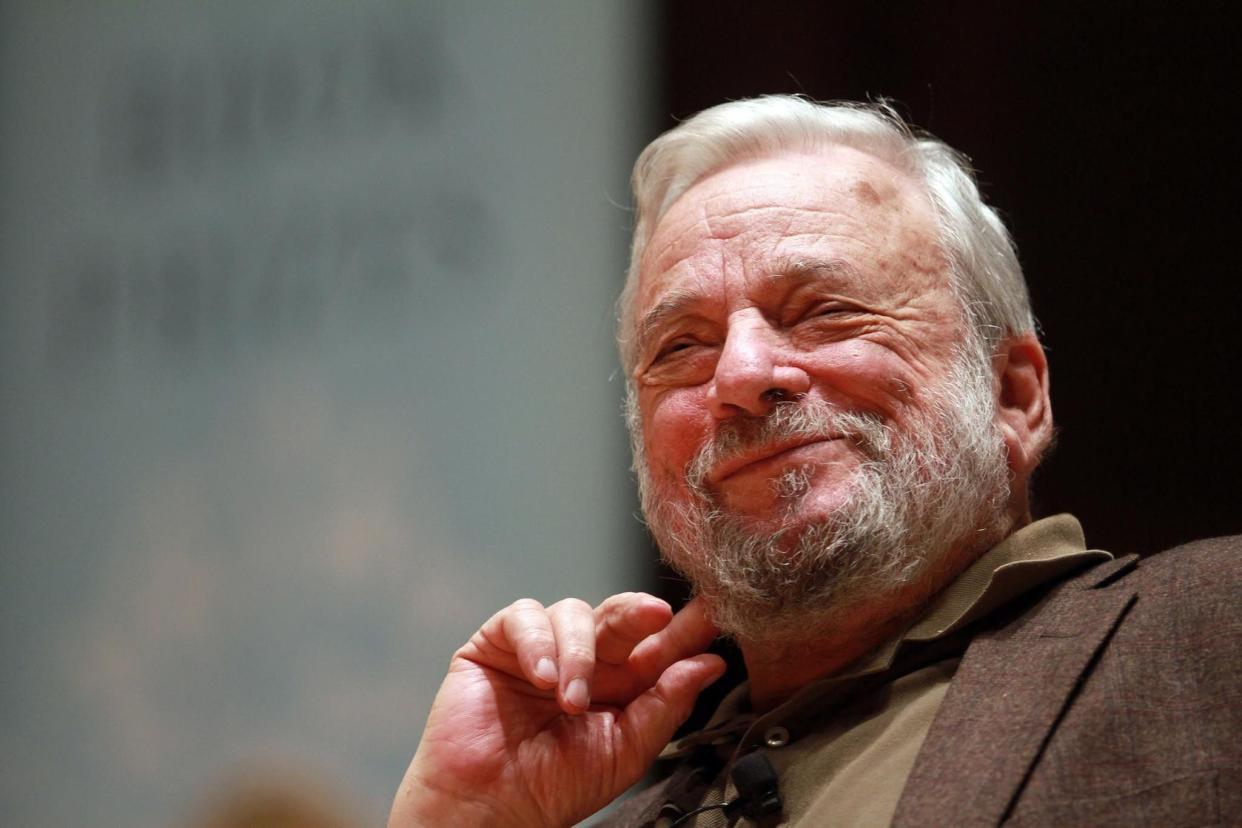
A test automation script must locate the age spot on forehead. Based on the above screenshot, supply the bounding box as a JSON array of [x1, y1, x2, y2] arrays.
[[898, 225, 951, 278], [853, 180, 884, 206]]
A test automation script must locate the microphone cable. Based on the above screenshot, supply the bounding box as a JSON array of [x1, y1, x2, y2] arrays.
[[670, 751, 782, 826]]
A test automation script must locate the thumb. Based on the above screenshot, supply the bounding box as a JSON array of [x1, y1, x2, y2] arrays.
[[617, 654, 727, 771]]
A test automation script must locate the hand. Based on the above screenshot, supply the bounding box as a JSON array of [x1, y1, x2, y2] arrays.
[[389, 594, 725, 827]]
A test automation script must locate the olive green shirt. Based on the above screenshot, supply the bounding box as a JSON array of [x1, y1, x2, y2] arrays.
[[651, 515, 1110, 827]]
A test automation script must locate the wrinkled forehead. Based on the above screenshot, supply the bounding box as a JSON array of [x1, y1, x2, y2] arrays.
[[635, 147, 944, 311]]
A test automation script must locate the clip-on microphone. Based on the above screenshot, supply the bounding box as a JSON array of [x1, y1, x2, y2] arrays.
[[671, 751, 783, 826]]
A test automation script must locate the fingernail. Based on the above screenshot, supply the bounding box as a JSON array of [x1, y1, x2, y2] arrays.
[[535, 657, 558, 685], [566, 678, 589, 710]]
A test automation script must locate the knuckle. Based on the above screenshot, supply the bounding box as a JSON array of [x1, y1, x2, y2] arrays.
[[604, 594, 644, 622], [509, 597, 545, 614], [595, 602, 625, 628], [550, 597, 592, 616], [621, 599, 652, 623], [516, 628, 553, 650], [648, 682, 674, 712], [558, 643, 595, 664]]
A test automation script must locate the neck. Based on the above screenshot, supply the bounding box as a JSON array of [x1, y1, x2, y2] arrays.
[[737, 593, 922, 712], [735, 524, 1011, 711]]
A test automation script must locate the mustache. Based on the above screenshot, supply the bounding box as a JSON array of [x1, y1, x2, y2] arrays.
[[685, 399, 890, 492]]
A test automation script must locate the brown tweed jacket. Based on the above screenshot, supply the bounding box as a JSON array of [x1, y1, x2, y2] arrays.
[[606, 535, 1242, 827]]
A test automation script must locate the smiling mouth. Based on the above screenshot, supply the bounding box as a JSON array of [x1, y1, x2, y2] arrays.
[[708, 437, 842, 485]]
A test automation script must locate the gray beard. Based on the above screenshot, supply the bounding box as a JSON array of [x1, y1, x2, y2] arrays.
[[629, 349, 1012, 644]]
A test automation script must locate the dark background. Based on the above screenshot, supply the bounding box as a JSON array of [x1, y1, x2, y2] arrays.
[[643, 1, 1241, 719]]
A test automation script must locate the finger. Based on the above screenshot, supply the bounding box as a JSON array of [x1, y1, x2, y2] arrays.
[[594, 593, 673, 665], [547, 598, 597, 714], [618, 654, 727, 767], [466, 599, 559, 688], [626, 597, 719, 686]]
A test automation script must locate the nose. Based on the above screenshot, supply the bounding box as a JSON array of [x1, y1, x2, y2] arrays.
[[706, 316, 811, 418]]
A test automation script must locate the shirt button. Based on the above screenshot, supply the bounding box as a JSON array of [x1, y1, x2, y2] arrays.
[[764, 726, 790, 748]]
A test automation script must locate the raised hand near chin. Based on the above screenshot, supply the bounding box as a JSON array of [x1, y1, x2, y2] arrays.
[[389, 594, 724, 828]]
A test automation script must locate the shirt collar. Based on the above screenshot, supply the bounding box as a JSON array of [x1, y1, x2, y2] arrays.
[[904, 513, 1110, 641]]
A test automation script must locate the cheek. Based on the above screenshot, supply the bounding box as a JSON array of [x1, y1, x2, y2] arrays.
[[641, 391, 711, 477], [805, 341, 926, 418]]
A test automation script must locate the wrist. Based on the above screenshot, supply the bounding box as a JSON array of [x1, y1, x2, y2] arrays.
[[389, 790, 501, 828], [389, 766, 517, 828]]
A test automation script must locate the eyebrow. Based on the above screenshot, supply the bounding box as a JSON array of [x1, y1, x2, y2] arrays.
[[633, 257, 857, 360], [765, 256, 858, 286]]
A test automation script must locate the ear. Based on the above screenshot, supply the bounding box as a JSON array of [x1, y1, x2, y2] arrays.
[[993, 332, 1053, 479]]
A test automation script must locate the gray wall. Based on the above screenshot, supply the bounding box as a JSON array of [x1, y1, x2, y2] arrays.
[[0, 2, 652, 825]]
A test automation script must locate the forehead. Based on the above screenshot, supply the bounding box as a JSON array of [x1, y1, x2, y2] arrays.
[[636, 146, 944, 309]]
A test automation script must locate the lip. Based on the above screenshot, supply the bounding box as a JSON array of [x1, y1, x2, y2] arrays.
[[707, 436, 842, 485]]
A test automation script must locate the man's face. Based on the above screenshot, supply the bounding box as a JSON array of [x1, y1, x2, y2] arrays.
[[634, 147, 965, 528], [628, 147, 1010, 638]]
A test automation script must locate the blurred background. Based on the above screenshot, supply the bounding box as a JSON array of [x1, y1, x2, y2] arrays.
[[1, 2, 1237, 826]]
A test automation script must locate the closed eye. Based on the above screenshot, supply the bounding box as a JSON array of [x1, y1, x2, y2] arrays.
[[801, 302, 852, 321], [657, 338, 702, 360], [638, 335, 718, 387]]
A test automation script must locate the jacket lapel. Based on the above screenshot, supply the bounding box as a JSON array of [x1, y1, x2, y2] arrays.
[[890, 557, 1138, 827]]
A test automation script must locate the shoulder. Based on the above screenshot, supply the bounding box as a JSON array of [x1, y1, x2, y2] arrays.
[[1130, 533, 1242, 573], [1109, 534, 1241, 603], [1044, 533, 1242, 649], [1001, 533, 1242, 649]]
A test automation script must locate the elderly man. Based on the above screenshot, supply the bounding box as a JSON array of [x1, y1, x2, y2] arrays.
[[390, 97, 1239, 827]]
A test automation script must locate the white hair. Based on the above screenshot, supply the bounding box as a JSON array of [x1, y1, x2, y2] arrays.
[[617, 95, 1034, 371]]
